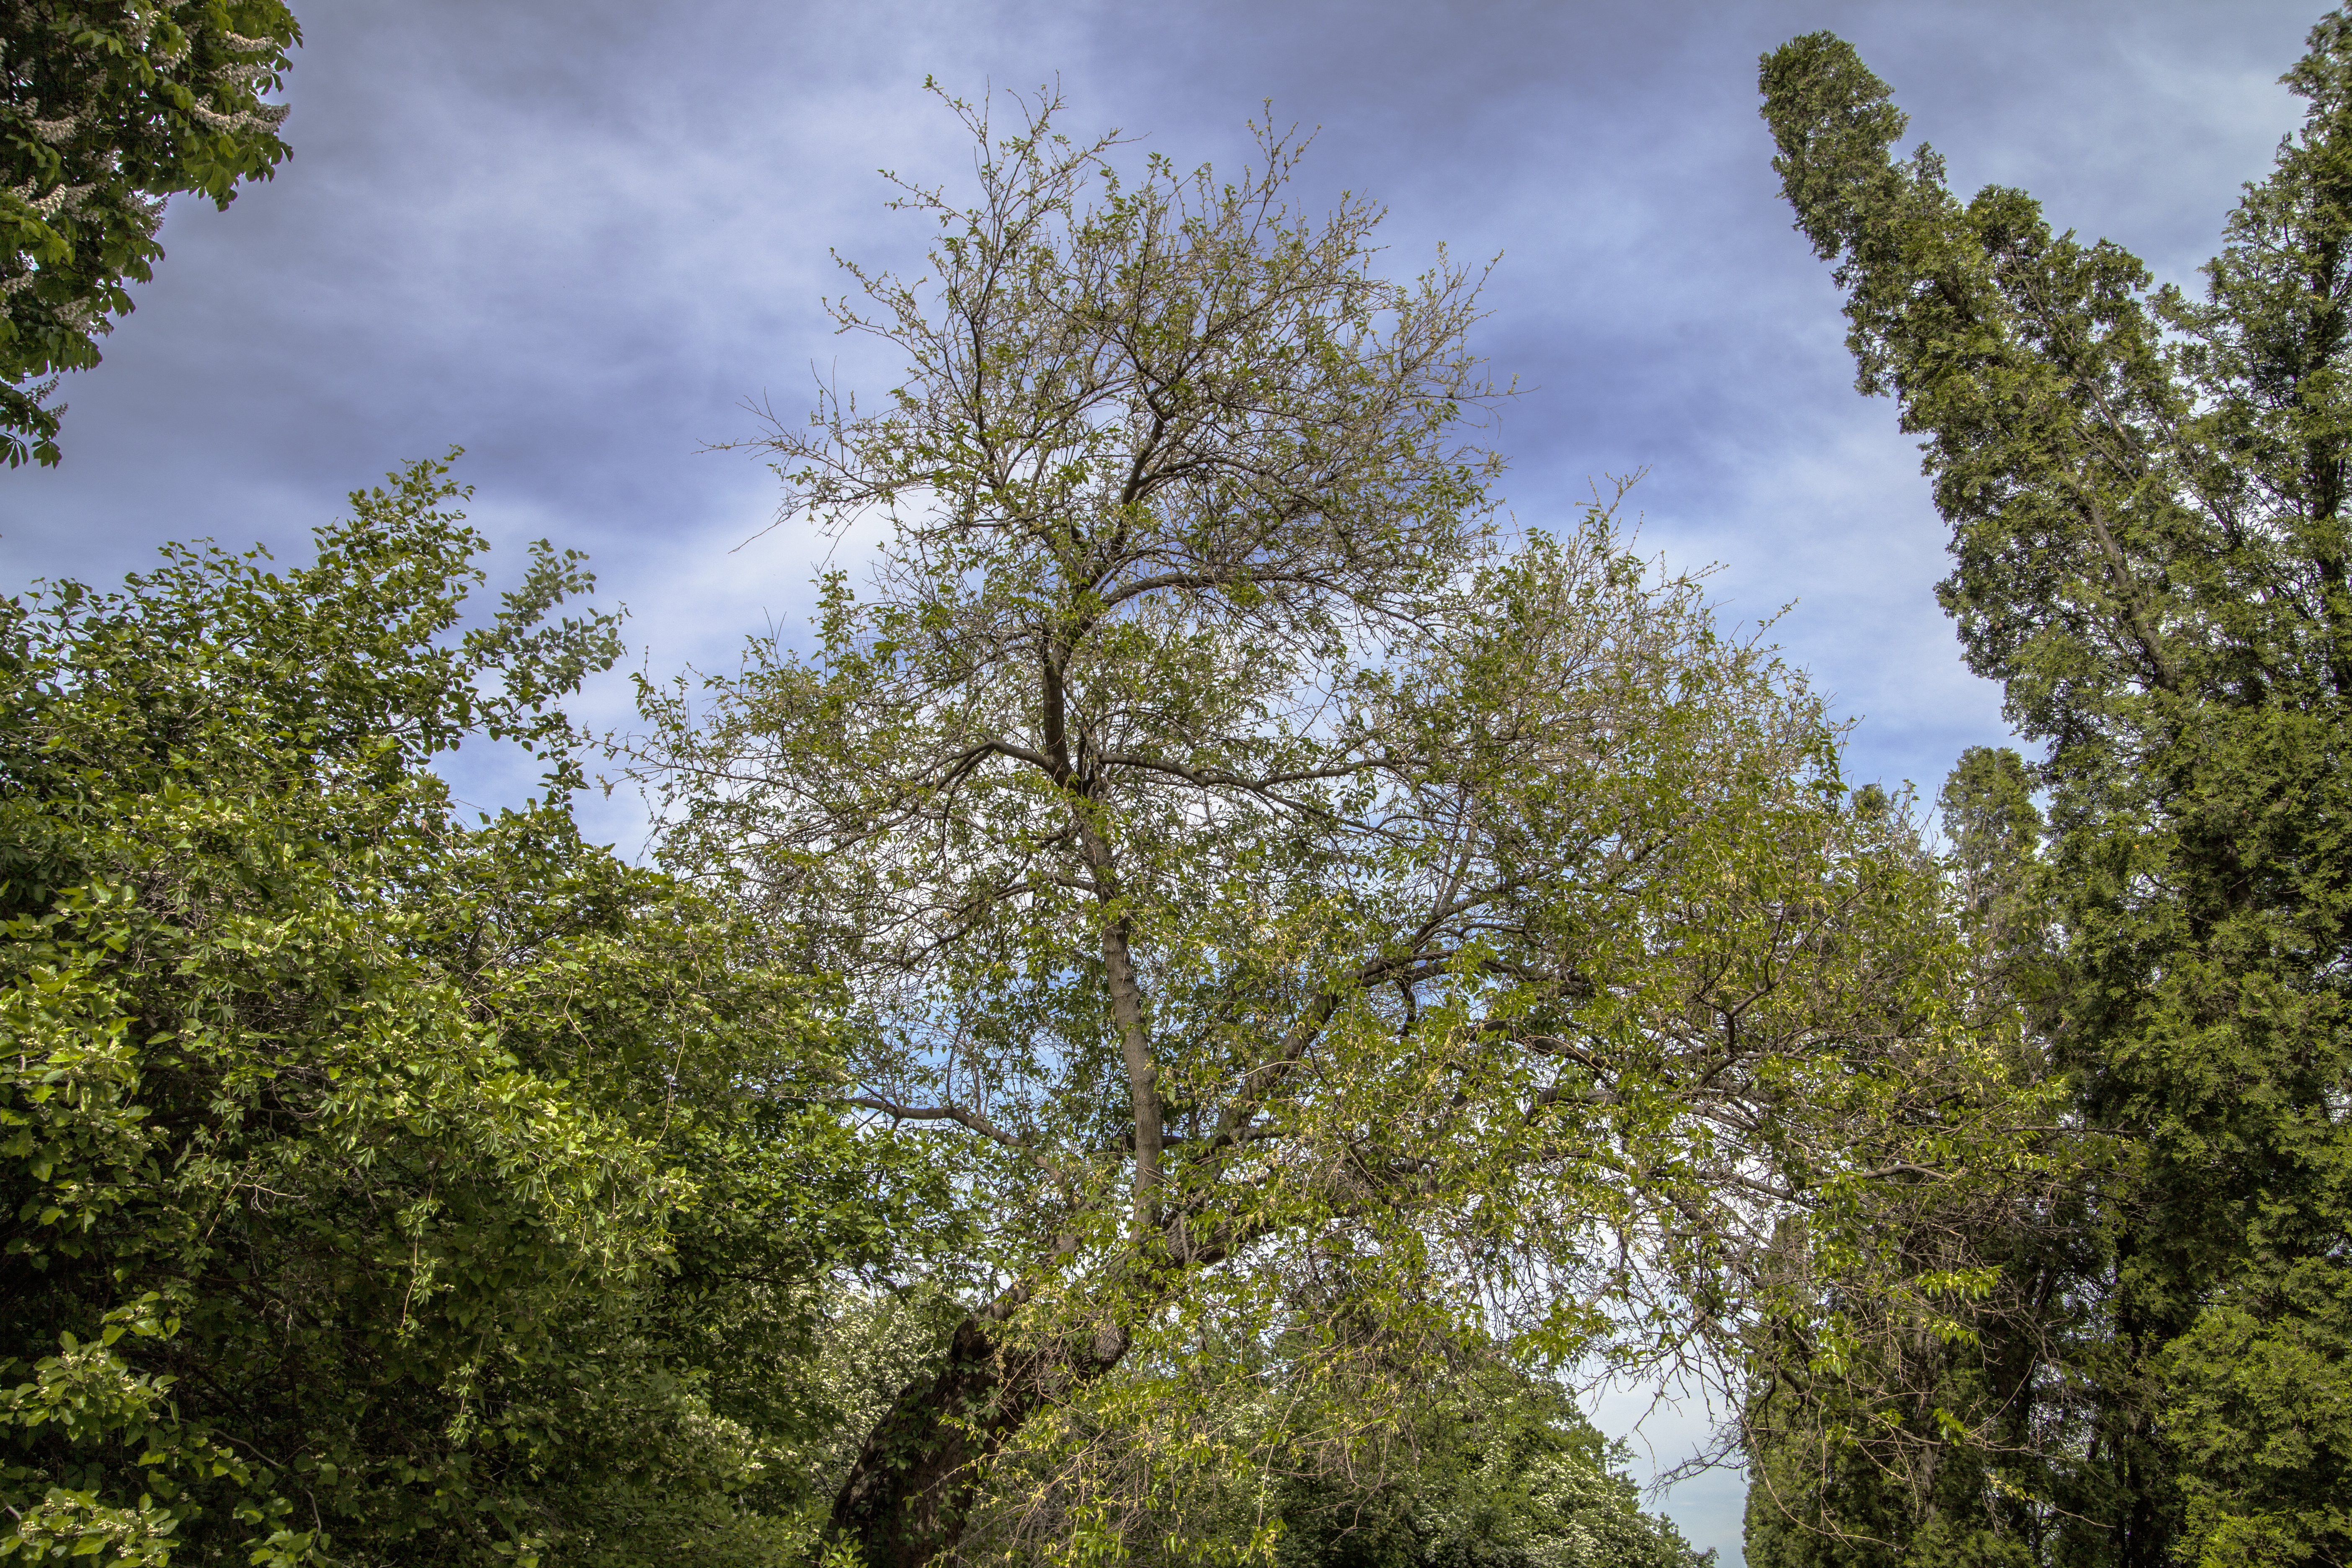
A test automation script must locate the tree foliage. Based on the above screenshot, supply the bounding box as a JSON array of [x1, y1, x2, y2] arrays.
[[641, 87, 2057, 1568], [0, 459, 910, 1565], [0, 0, 299, 467], [1738, 754, 2095, 1568], [1758, 14, 2352, 1565], [1043, 1353, 1712, 1568]]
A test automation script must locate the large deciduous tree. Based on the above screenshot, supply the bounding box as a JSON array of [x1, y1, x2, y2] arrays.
[[0, 0, 299, 467], [644, 90, 2054, 1568], [0, 459, 908, 1566], [1759, 14, 2352, 1565]]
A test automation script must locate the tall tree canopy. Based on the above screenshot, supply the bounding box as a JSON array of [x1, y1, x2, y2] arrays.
[[642, 89, 2054, 1568], [0, 0, 299, 467], [1759, 12, 2352, 1566], [0, 459, 916, 1566]]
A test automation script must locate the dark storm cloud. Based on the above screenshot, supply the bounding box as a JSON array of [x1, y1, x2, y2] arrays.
[[0, 1, 2318, 1550]]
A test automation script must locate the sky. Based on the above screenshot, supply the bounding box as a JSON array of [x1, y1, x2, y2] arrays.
[[0, 0, 2324, 1555]]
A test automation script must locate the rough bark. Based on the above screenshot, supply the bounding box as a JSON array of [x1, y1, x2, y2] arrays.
[[828, 1314, 1129, 1568]]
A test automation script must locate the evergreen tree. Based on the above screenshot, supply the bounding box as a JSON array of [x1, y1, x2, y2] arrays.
[[1758, 14, 2352, 1565]]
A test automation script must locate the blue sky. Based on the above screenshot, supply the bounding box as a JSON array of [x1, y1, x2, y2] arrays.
[[0, 0, 2321, 1555]]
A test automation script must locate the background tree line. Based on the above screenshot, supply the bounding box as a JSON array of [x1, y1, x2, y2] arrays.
[[3, 5, 2346, 1568]]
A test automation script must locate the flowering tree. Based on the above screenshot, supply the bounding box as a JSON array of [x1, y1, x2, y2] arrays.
[[0, 0, 300, 465]]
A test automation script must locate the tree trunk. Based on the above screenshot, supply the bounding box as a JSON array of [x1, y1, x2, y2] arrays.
[[828, 1313, 1128, 1568]]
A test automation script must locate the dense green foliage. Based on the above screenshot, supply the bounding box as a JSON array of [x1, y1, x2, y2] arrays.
[[1260, 1386, 1703, 1568], [943, 1332, 1712, 1568], [0, 0, 299, 467], [0, 451, 1722, 1568], [1144, 1364, 1709, 1568], [1739, 751, 2089, 1568], [0, 461, 916, 1565], [1756, 13, 2352, 1566]]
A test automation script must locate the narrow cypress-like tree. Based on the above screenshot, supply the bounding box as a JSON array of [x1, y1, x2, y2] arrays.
[[1758, 15, 2352, 1565]]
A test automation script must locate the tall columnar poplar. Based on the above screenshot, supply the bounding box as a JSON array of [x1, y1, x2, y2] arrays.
[[0, 0, 300, 467], [1760, 15, 2352, 1565]]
